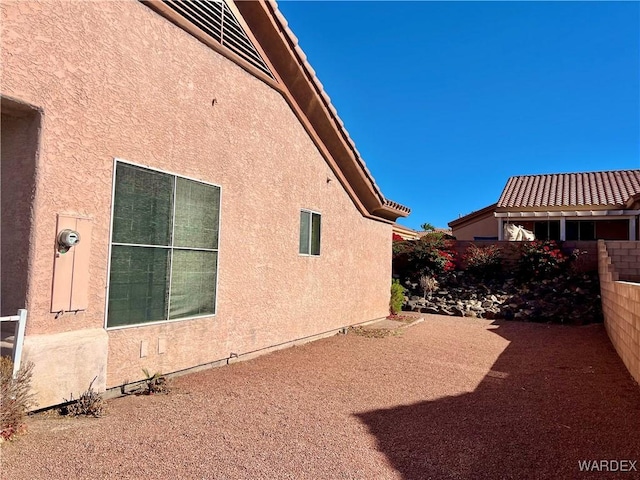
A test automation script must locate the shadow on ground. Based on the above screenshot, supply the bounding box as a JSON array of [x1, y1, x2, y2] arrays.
[[356, 321, 640, 479]]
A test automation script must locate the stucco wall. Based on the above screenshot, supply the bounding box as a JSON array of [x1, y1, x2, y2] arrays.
[[451, 214, 497, 241], [1, 0, 392, 405], [598, 241, 640, 385]]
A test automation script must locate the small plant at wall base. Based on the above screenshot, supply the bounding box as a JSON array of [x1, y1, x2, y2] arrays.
[[142, 369, 170, 395], [1, 357, 36, 441], [61, 376, 106, 418], [390, 280, 405, 315]]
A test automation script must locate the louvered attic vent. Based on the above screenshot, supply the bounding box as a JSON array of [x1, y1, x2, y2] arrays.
[[161, 0, 274, 79]]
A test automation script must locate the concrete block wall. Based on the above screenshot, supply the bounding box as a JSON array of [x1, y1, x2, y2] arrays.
[[602, 241, 640, 282], [598, 240, 640, 385]]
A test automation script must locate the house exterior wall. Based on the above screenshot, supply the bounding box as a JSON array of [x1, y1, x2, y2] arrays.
[[598, 240, 640, 385], [1, 0, 392, 407], [451, 214, 497, 240]]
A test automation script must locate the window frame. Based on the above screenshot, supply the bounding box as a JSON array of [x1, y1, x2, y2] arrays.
[[533, 220, 561, 241], [299, 209, 321, 257], [566, 220, 596, 241], [104, 158, 222, 330]]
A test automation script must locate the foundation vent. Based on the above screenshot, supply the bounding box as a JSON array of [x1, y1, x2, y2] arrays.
[[161, 0, 275, 79]]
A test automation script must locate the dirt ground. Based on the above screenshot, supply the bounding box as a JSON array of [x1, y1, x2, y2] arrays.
[[2, 315, 639, 479]]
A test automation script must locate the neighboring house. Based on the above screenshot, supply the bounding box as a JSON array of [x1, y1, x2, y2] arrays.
[[391, 224, 452, 241], [448, 204, 498, 241], [0, 0, 409, 408], [496, 170, 640, 241], [417, 227, 453, 238], [449, 170, 640, 241], [392, 223, 420, 241]]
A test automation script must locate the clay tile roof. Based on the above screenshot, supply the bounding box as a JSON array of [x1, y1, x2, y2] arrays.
[[497, 170, 640, 209], [383, 199, 411, 215]]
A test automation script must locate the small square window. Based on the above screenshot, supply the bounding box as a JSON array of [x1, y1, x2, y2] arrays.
[[299, 210, 321, 256]]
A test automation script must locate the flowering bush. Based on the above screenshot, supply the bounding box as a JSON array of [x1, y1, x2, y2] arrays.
[[392, 233, 404, 242], [392, 233, 455, 281], [464, 244, 502, 279], [439, 249, 456, 273], [518, 240, 569, 279]]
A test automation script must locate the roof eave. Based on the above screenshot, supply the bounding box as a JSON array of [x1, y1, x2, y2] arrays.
[[234, 0, 409, 222], [448, 203, 497, 228], [495, 204, 625, 212]]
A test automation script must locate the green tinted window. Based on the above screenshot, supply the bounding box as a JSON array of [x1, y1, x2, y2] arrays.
[[299, 210, 321, 256], [112, 163, 173, 246], [174, 177, 220, 249], [108, 162, 220, 328], [169, 250, 217, 319], [299, 211, 311, 255], [107, 246, 170, 327], [311, 213, 321, 255]]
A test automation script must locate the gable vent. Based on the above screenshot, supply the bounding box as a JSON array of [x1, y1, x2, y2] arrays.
[[161, 0, 274, 79]]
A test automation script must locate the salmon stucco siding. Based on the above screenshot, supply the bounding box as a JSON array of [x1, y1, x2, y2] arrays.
[[1, 0, 405, 407]]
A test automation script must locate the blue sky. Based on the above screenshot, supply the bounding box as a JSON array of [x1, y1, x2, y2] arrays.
[[277, 1, 640, 230]]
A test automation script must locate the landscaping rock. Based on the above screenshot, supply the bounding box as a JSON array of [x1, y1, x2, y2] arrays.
[[401, 270, 602, 325]]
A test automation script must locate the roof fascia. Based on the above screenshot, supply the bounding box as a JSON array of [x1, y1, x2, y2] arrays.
[[495, 204, 625, 213], [448, 203, 497, 228], [495, 210, 640, 218], [234, 0, 408, 222]]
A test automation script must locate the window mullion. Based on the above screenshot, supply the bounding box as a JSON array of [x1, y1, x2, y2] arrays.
[[166, 175, 178, 321], [111, 242, 172, 249]]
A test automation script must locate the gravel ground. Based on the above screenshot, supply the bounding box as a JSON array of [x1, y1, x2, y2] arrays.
[[2, 315, 639, 479]]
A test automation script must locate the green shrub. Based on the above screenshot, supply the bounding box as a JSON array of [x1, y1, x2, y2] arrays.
[[464, 244, 502, 279], [390, 280, 405, 315], [1, 357, 36, 441]]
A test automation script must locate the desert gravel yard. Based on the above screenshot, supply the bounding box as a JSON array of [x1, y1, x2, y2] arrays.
[[2, 315, 640, 479]]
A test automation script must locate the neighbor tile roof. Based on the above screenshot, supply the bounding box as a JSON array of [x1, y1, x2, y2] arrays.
[[497, 170, 640, 209]]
